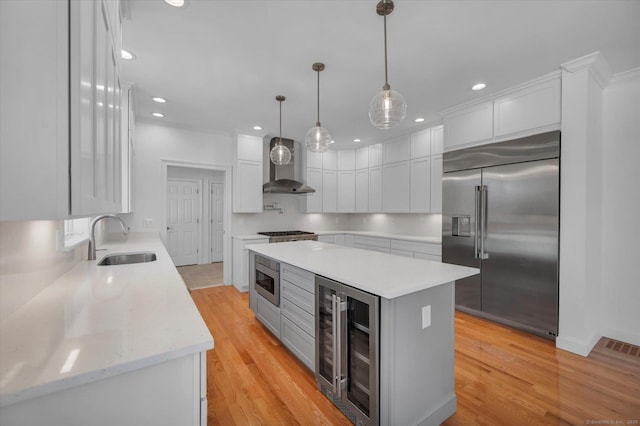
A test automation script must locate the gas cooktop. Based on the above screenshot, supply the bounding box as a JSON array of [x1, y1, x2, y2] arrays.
[[257, 230, 318, 243]]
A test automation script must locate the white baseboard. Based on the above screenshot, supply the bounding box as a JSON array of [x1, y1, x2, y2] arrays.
[[556, 332, 601, 357]]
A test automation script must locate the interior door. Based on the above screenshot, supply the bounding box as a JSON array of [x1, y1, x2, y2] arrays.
[[167, 179, 201, 266], [481, 159, 559, 335], [210, 182, 224, 262], [442, 169, 482, 311]]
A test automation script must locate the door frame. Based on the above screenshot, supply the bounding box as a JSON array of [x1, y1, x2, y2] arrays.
[[209, 181, 224, 263], [161, 159, 233, 285]]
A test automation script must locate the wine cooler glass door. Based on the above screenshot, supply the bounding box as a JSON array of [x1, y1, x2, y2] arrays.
[[316, 277, 340, 393]]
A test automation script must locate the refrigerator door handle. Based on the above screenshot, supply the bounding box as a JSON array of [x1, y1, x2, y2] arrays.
[[475, 185, 481, 259], [480, 185, 489, 259]]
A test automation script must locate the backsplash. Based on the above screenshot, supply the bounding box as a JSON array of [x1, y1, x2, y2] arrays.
[[0, 221, 83, 321]]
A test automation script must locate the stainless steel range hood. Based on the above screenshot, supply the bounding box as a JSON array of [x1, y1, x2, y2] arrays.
[[263, 138, 315, 194]]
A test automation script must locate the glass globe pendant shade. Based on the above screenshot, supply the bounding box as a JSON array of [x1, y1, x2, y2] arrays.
[[270, 141, 291, 166], [305, 125, 331, 153], [369, 88, 407, 129]]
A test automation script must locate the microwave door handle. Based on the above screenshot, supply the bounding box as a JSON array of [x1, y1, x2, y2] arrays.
[[474, 185, 481, 259], [481, 185, 489, 260]]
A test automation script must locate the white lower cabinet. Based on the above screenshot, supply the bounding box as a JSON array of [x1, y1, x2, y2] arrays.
[[233, 237, 269, 292], [317, 234, 335, 244], [255, 293, 281, 338], [354, 235, 391, 253], [0, 352, 207, 426]]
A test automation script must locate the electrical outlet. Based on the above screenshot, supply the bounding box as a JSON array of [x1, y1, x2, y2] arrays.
[[143, 218, 153, 228], [422, 305, 431, 329]]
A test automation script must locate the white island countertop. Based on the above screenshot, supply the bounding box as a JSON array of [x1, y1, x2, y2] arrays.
[[248, 240, 478, 299], [0, 233, 213, 407]]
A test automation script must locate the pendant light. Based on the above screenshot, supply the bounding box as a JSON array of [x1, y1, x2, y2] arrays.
[[270, 95, 292, 166], [369, 0, 406, 129], [305, 63, 332, 153]]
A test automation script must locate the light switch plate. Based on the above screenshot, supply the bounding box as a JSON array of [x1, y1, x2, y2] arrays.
[[422, 305, 431, 329]]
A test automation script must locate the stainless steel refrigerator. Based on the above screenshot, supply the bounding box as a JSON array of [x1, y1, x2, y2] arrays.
[[442, 131, 560, 339]]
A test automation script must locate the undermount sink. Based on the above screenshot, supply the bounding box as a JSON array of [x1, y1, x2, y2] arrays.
[[98, 252, 157, 266]]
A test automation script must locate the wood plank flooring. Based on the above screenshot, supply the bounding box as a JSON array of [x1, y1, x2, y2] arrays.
[[190, 286, 640, 425]]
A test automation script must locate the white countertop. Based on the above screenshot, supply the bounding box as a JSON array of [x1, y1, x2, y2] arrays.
[[315, 230, 442, 244], [233, 234, 271, 241], [247, 240, 477, 299], [0, 233, 213, 407]]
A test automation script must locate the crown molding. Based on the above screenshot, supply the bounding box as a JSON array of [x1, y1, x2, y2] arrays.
[[561, 51, 612, 89]]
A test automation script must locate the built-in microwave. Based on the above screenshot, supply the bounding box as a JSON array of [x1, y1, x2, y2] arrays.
[[254, 254, 280, 306]]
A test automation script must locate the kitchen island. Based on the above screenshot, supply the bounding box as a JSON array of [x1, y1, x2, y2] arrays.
[[0, 234, 213, 426], [247, 240, 478, 426]]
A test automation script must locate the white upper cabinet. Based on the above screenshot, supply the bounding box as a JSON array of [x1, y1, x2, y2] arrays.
[[1, 0, 123, 220], [233, 134, 263, 213], [322, 150, 337, 170], [442, 73, 561, 152], [356, 146, 369, 170], [383, 135, 411, 164], [304, 167, 323, 213], [338, 149, 356, 171], [493, 77, 561, 139], [322, 169, 337, 212], [337, 170, 355, 212], [369, 166, 383, 212], [410, 129, 431, 159], [369, 143, 383, 167], [442, 101, 494, 151], [431, 125, 444, 155], [355, 169, 369, 212], [410, 157, 431, 213], [306, 150, 323, 169], [430, 155, 443, 213], [383, 161, 410, 212]]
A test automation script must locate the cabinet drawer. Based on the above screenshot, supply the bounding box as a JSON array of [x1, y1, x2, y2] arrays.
[[281, 279, 315, 316], [255, 295, 280, 338], [390, 249, 413, 258], [390, 239, 441, 256], [281, 295, 315, 337], [354, 236, 390, 249], [281, 315, 315, 371], [281, 263, 315, 293], [414, 252, 441, 262], [355, 244, 390, 254]]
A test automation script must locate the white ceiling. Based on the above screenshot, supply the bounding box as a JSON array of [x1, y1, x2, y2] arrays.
[[122, 0, 640, 148]]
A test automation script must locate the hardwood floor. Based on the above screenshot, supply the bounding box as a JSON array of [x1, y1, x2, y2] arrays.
[[191, 286, 640, 425]]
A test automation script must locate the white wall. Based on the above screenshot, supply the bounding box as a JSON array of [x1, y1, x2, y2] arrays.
[[127, 120, 233, 233], [601, 68, 640, 345], [0, 221, 82, 321]]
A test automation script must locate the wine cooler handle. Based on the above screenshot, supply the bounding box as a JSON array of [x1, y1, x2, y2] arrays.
[[335, 295, 342, 399]]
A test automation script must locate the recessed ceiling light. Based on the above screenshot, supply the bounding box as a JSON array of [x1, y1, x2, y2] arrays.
[[121, 49, 135, 60], [164, 0, 185, 7], [152, 112, 164, 118], [152, 97, 166, 103], [353, 139, 361, 143], [330, 140, 335, 144], [414, 118, 425, 123], [472, 82, 487, 91], [253, 126, 262, 130]]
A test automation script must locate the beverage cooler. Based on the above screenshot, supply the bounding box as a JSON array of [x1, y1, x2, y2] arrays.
[[315, 275, 380, 426]]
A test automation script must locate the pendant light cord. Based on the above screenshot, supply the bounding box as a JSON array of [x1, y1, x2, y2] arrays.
[[279, 99, 283, 145], [383, 0, 390, 90], [316, 70, 321, 126]]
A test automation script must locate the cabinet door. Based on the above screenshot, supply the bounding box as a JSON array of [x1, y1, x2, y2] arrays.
[[306, 150, 323, 169], [430, 155, 443, 213], [355, 169, 369, 212], [383, 161, 410, 212], [322, 150, 337, 170], [233, 160, 263, 212], [369, 144, 383, 167], [443, 101, 493, 151], [431, 125, 444, 155], [304, 167, 323, 213], [410, 129, 431, 159], [383, 135, 411, 164], [410, 157, 431, 213], [338, 149, 355, 171], [493, 77, 561, 139], [338, 170, 355, 212], [322, 170, 337, 212], [356, 146, 369, 170], [237, 134, 263, 162], [368, 166, 383, 212]]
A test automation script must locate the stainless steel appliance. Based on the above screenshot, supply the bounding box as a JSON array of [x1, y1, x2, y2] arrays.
[[254, 254, 280, 306], [263, 138, 316, 194], [257, 230, 319, 243], [442, 131, 560, 339], [315, 275, 379, 426]]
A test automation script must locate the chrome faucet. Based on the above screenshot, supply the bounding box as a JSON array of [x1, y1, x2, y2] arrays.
[[88, 214, 129, 260]]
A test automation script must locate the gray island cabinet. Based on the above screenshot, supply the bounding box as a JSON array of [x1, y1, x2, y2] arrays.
[[247, 240, 478, 426]]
